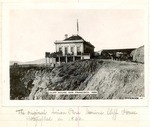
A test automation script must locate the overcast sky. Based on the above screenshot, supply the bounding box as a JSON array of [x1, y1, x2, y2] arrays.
[[10, 9, 146, 62]]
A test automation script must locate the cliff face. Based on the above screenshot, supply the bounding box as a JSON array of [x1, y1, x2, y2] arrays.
[[10, 66, 51, 99], [10, 59, 144, 100]]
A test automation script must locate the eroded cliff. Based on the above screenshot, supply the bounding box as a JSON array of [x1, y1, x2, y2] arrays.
[[10, 59, 144, 100]]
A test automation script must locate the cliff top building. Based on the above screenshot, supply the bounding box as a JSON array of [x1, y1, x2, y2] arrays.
[[54, 34, 94, 56], [45, 34, 95, 65], [45, 20, 95, 66]]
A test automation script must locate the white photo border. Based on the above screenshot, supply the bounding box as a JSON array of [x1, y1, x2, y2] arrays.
[[2, 2, 149, 107]]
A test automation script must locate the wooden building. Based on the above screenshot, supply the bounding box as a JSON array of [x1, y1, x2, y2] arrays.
[[97, 48, 136, 61], [45, 34, 95, 66]]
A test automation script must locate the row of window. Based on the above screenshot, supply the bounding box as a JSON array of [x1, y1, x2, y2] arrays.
[[59, 46, 81, 55]]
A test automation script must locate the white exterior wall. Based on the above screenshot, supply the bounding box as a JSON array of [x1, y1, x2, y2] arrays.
[[74, 45, 77, 55], [62, 46, 65, 55], [56, 44, 60, 52], [50, 58, 56, 63], [55, 43, 83, 56], [83, 55, 90, 59], [81, 44, 84, 53]]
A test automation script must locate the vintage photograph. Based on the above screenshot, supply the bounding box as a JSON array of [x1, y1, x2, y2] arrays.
[[9, 9, 145, 100]]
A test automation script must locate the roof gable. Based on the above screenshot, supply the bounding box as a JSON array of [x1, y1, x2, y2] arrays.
[[63, 35, 94, 48], [63, 35, 85, 41], [55, 34, 94, 48]]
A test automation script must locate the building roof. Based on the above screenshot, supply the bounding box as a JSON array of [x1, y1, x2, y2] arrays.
[[101, 48, 135, 52], [64, 34, 85, 41], [55, 34, 95, 48], [100, 48, 136, 54]]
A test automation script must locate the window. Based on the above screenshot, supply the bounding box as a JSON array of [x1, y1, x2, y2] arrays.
[[77, 46, 81, 52], [71, 47, 74, 55], [59, 47, 62, 52], [65, 47, 68, 55], [77, 46, 81, 55]]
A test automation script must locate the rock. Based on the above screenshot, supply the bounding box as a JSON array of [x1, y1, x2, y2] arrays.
[[131, 46, 144, 63]]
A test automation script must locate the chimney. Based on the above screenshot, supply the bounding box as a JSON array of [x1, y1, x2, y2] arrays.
[[65, 34, 68, 39]]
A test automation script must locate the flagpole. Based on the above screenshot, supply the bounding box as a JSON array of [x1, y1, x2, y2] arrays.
[[77, 19, 79, 35]]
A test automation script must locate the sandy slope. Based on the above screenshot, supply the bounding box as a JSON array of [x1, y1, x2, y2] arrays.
[[75, 60, 144, 99]]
